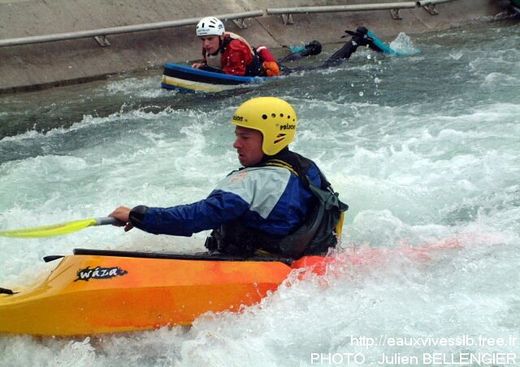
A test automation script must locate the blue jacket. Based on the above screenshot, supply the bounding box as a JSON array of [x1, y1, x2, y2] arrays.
[[134, 163, 322, 237]]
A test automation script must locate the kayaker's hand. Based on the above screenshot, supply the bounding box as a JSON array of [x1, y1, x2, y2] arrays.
[[109, 206, 134, 232], [192, 62, 205, 69]]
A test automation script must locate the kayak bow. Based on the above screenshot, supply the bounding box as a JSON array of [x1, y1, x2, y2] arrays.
[[0, 249, 325, 336]]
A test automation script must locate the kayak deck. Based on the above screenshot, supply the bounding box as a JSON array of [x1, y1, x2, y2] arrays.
[[0, 249, 324, 336]]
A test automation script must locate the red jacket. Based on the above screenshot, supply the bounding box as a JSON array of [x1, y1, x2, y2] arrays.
[[220, 38, 254, 76]]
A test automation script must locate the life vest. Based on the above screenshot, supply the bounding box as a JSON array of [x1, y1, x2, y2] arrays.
[[222, 32, 255, 54], [204, 150, 348, 259]]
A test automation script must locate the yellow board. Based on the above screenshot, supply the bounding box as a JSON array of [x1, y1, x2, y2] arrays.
[[161, 75, 241, 93]]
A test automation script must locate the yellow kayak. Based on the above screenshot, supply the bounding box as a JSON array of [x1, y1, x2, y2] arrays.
[[0, 248, 326, 336]]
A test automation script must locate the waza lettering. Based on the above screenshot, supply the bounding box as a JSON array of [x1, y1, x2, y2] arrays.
[[75, 266, 128, 281]]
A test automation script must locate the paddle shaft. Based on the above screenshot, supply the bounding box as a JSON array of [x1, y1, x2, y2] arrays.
[[0, 216, 123, 238], [96, 217, 121, 226]]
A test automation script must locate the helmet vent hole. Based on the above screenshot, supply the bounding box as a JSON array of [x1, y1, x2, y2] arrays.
[[271, 113, 276, 118], [262, 114, 268, 120], [280, 113, 284, 117]]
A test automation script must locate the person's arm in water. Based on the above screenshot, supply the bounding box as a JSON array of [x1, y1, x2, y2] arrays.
[[278, 40, 322, 64]]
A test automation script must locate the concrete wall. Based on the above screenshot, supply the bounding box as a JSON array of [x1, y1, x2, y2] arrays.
[[0, 0, 504, 93]]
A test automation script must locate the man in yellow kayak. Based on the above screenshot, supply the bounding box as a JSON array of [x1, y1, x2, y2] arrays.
[[110, 97, 347, 258]]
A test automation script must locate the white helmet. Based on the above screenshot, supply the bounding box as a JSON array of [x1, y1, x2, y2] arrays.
[[196, 17, 225, 37]]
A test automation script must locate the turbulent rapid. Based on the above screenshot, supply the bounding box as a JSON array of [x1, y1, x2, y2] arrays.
[[0, 19, 519, 367]]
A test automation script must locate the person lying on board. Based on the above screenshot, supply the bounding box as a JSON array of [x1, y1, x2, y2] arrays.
[[191, 17, 280, 77], [110, 97, 348, 259]]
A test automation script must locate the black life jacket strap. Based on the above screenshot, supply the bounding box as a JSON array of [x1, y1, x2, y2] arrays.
[[263, 149, 332, 190]]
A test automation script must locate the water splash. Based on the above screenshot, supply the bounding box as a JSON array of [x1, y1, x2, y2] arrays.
[[389, 32, 421, 56]]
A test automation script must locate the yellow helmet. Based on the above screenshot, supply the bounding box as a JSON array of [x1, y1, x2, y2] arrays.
[[231, 97, 298, 156]]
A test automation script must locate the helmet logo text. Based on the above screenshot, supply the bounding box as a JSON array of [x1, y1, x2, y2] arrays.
[[279, 123, 296, 130]]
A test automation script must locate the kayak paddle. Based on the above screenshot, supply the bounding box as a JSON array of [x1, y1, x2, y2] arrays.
[[0, 217, 120, 238]]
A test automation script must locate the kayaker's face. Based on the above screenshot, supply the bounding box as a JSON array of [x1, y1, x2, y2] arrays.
[[233, 127, 264, 167], [200, 36, 221, 55]]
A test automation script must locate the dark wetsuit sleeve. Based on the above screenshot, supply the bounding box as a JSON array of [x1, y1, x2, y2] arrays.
[[129, 191, 249, 236]]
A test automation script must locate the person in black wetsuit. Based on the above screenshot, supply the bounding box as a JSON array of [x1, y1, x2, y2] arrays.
[[279, 26, 386, 73]]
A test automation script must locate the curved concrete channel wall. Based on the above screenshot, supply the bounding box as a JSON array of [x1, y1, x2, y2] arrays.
[[0, 0, 505, 93]]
